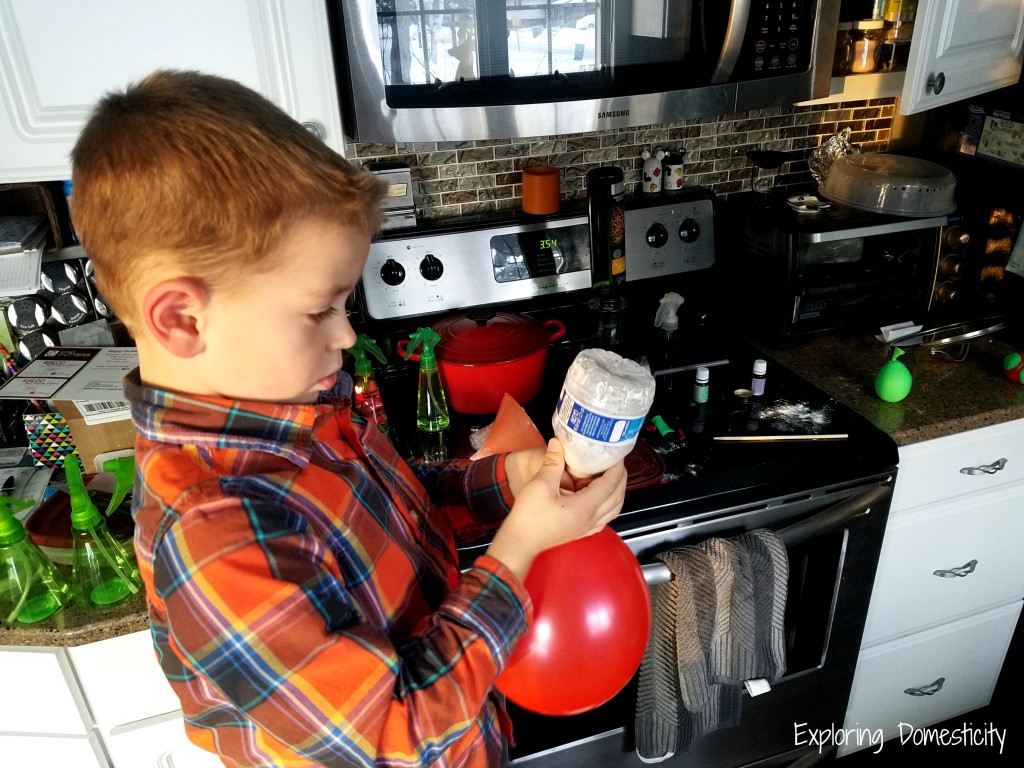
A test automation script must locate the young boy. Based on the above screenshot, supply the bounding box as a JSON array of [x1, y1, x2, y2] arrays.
[[70, 70, 627, 768]]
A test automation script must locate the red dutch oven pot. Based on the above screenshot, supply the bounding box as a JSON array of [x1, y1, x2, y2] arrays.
[[400, 310, 566, 414]]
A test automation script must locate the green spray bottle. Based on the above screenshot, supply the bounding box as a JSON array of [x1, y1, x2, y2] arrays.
[[349, 335, 390, 435], [404, 327, 450, 461], [66, 456, 142, 609], [0, 501, 71, 626]]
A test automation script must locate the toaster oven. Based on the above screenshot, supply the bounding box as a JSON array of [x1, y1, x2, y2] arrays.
[[720, 194, 963, 340]]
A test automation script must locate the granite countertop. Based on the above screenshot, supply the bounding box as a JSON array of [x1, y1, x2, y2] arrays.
[[749, 329, 1024, 446], [5, 329, 1022, 649]]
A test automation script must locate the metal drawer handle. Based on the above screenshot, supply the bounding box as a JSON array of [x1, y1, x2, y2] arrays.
[[904, 677, 945, 696], [960, 458, 1007, 476], [933, 559, 978, 578]]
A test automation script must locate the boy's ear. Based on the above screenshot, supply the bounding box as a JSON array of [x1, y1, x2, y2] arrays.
[[142, 277, 210, 359]]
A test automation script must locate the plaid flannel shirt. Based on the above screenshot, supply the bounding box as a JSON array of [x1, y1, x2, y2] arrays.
[[125, 370, 531, 767]]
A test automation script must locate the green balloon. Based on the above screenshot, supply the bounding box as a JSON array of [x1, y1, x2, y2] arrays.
[[875, 347, 913, 402]]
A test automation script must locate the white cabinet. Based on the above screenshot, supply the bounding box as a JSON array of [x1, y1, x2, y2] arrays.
[[0, 645, 101, 765], [66, 629, 220, 768], [0, 0, 345, 183], [1, 631, 220, 768], [900, 0, 1024, 114], [839, 420, 1024, 757], [806, 0, 1024, 111]]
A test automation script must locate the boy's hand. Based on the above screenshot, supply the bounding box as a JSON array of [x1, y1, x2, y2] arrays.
[[486, 439, 627, 582]]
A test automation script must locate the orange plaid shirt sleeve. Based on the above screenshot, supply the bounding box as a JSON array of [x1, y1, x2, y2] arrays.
[[126, 370, 532, 767]]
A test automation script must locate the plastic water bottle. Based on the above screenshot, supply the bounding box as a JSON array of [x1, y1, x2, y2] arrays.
[[552, 348, 655, 478], [0, 506, 72, 626]]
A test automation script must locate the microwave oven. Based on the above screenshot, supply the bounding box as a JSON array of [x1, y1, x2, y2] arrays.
[[719, 195, 963, 340], [326, 1, 839, 143]]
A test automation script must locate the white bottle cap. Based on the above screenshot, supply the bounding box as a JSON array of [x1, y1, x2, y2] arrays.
[[696, 366, 710, 383], [753, 359, 767, 376]]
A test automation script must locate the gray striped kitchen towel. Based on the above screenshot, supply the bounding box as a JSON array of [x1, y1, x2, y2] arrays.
[[634, 529, 788, 762]]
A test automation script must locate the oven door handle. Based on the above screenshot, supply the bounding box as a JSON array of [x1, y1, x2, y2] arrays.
[[640, 484, 892, 585]]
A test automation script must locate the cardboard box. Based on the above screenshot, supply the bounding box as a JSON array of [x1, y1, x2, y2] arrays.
[[0, 347, 138, 470]]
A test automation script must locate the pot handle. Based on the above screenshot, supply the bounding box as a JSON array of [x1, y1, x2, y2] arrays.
[[544, 319, 567, 342], [396, 339, 420, 362]]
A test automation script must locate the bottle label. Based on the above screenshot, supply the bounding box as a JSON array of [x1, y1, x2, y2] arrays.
[[555, 390, 644, 443], [751, 378, 766, 397]]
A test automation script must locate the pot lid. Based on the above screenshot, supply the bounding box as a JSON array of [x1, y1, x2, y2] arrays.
[[434, 310, 550, 364], [820, 153, 957, 217]]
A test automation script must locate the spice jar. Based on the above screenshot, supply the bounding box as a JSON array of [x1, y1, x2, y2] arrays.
[[833, 22, 854, 76], [850, 19, 885, 74], [884, 0, 917, 41]]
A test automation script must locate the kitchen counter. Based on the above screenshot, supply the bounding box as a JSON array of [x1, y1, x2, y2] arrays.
[[0, 589, 148, 648], [4, 329, 1022, 648], [748, 329, 1024, 446]]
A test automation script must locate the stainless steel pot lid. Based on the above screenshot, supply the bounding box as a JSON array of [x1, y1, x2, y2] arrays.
[[889, 316, 1009, 349]]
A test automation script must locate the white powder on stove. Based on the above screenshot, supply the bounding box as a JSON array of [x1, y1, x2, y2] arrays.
[[757, 400, 835, 434], [552, 348, 656, 477]]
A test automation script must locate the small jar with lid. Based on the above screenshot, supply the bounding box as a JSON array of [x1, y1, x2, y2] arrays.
[[833, 22, 854, 76], [850, 19, 885, 74]]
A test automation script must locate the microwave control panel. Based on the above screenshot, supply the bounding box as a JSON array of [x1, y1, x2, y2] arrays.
[[739, 0, 814, 78]]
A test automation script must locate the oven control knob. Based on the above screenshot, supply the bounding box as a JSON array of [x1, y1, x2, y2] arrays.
[[380, 258, 406, 286], [645, 222, 669, 248], [419, 253, 444, 281], [678, 218, 700, 243]]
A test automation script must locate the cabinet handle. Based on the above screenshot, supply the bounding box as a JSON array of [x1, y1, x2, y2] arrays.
[[904, 677, 945, 696], [301, 121, 325, 141], [933, 559, 978, 578], [926, 72, 946, 94], [960, 458, 1007, 475]]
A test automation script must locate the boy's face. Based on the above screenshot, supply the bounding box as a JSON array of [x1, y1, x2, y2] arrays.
[[199, 217, 369, 404]]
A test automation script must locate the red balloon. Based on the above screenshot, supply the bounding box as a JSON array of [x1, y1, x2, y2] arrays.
[[496, 526, 652, 716]]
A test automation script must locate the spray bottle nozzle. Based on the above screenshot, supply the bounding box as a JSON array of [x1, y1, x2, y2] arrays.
[[65, 455, 101, 530], [654, 292, 685, 333], [349, 334, 387, 375], [404, 327, 441, 367]]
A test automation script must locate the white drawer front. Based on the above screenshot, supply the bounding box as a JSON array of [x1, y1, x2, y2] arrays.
[[840, 602, 1020, 757], [0, 648, 88, 736], [892, 420, 1024, 513], [862, 483, 1024, 646]]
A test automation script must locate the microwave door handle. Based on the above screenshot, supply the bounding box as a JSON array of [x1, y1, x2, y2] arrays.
[[710, 0, 751, 83], [641, 484, 892, 585]]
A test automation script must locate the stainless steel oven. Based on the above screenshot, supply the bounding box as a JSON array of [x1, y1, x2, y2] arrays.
[[326, 1, 840, 142], [349, 189, 899, 768]]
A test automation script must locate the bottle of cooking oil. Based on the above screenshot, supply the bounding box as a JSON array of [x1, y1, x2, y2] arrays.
[[66, 456, 142, 609], [404, 327, 450, 461]]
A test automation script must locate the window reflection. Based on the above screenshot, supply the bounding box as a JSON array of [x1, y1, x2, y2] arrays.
[[377, 1, 597, 86]]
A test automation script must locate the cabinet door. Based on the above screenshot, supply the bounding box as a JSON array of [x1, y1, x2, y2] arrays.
[[0, 646, 88, 736], [67, 629, 182, 735], [0, 0, 344, 183], [862, 482, 1024, 646], [0, 733, 107, 768], [105, 712, 223, 768], [840, 601, 1020, 756], [901, 0, 1024, 114]]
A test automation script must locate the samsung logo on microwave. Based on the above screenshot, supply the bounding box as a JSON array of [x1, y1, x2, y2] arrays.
[[598, 109, 630, 119]]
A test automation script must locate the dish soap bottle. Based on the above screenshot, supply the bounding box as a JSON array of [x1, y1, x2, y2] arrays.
[[66, 456, 142, 609], [349, 334, 390, 435], [404, 327, 450, 461], [0, 503, 72, 626]]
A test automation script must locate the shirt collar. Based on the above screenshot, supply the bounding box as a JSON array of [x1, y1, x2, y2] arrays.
[[123, 368, 353, 468]]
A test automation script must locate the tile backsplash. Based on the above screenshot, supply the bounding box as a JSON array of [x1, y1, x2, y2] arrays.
[[346, 99, 896, 221]]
